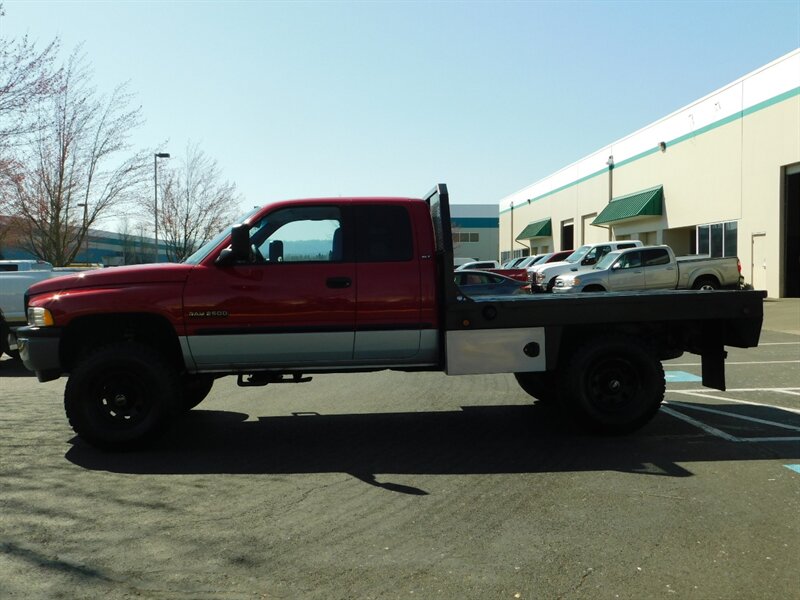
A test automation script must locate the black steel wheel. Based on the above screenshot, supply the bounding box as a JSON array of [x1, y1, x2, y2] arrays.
[[64, 342, 179, 449], [560, 336, 664, 434]]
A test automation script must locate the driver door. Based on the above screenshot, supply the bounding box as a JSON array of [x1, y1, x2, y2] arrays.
[[608, 250, 645, 291], [183, 204, 356, 369]]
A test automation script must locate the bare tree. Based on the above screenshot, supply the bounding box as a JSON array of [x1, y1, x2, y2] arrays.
[[0, 15, 62, 156], [117, 217, 151, 265], [158, 143, 240, 262], [0, 48, 149, 265], [0, 8, 62, 231]]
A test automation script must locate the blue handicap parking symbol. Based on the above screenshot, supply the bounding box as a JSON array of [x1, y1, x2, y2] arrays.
[[665, 370, 703, 383]]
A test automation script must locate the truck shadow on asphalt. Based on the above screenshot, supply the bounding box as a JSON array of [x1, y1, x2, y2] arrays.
[[65, 403, 800, 486]]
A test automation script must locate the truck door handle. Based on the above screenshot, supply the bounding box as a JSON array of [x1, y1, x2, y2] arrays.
[[326, 277, 352, 289]]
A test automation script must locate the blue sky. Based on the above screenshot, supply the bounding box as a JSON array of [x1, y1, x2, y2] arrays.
[[2, 1, 799, 216]]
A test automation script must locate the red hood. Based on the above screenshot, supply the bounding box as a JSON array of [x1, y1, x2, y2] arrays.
[[27, 263, 195, 296]]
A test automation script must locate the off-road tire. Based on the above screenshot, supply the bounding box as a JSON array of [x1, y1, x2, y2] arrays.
[[559, 335, 665, 434], [64, 342, 179, 450]]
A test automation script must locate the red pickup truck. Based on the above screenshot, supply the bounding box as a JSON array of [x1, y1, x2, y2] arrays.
[[17, 184, 765, 449]]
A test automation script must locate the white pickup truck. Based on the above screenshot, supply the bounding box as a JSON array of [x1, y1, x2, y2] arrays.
[[552, 245, 743, 293], [0, 260, 89, 358], [529, 240, 644, 292]]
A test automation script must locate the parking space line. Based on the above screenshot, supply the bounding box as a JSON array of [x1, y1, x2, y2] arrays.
[[668, 390, 800, 415], [668, 360, 800, 366], [759, 342, 800, 346], [660, 406, 741, 441], [740, 437, 800, 442], [664, 401, 800, 432], [670, 387, 800, 393]]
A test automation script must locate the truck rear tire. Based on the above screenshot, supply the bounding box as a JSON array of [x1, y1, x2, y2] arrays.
[[514, 371, 557, 404], [64, 342, 179, 449], [692, 276, 719, 291], [559, 336, 664, 434]]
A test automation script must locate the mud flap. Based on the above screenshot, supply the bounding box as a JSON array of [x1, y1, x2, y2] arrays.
[[701, 347, 727, 391]]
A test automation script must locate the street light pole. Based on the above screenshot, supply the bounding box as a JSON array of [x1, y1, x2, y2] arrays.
[[606, 155, 615, 241], [77, 202, 88, 263], [154, 152, 170, 262]]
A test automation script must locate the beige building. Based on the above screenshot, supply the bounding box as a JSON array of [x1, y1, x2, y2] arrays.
[[499, 49, 800, 298]]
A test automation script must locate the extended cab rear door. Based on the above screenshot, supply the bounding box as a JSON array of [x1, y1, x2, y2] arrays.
[[352, 203, 434, 362], [642, 248, 677, 289], [183, 204, 356, 369]]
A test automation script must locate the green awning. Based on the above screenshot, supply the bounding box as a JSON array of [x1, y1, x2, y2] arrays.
[[592, 185, 663, 225], [515, 218, 552, 241]]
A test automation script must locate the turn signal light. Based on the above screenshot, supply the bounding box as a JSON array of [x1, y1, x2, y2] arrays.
[[27, 307, 54, 327]]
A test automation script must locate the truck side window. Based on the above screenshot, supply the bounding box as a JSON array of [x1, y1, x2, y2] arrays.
[[583, 245, 611, 265], [642, 248, 670, 266], [249, 206, 343, 263], [355, 205, 413, 262], [616, 251, 642, 269]]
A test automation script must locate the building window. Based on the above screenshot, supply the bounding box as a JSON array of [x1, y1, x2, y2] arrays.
[[695, 221, 737, 257], [452, 231, 479, 243]]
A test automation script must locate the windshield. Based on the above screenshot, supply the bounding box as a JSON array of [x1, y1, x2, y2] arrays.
[[183, 207, 261, 264], [595, 250, 622, 270], [565, 245, 591, 263]]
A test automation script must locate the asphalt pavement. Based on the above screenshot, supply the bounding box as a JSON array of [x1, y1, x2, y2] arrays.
[[1, 300, 798, 599]]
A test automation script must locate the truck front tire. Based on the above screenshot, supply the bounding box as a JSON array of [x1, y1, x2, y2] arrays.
[[64, 342, 179, 449], [560, 336, 664, 434]]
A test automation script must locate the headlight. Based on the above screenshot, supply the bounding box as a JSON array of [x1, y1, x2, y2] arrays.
[[28, 307, 54, 327], [535, 272, 545, 284]]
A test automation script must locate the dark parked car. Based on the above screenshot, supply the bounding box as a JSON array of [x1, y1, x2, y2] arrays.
[[535, 250, 573, 265], [453, 270, 530, 296]]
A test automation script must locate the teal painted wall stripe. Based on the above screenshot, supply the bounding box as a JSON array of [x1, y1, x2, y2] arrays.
[[499, 86, 800, 216], [451, 217, 499, 228]]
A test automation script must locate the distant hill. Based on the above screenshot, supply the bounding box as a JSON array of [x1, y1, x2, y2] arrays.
[[282, 239, 333, 260]]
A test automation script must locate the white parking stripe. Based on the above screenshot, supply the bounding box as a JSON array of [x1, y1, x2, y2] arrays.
[[667, 390, 800, 414], [669, 387, 800, 393], [758, 342, 800, 345], [664, 401, 800, 432], [739, 437, 800, 442], [660, 407, 741, 441], [668, 360, 800, 366]]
